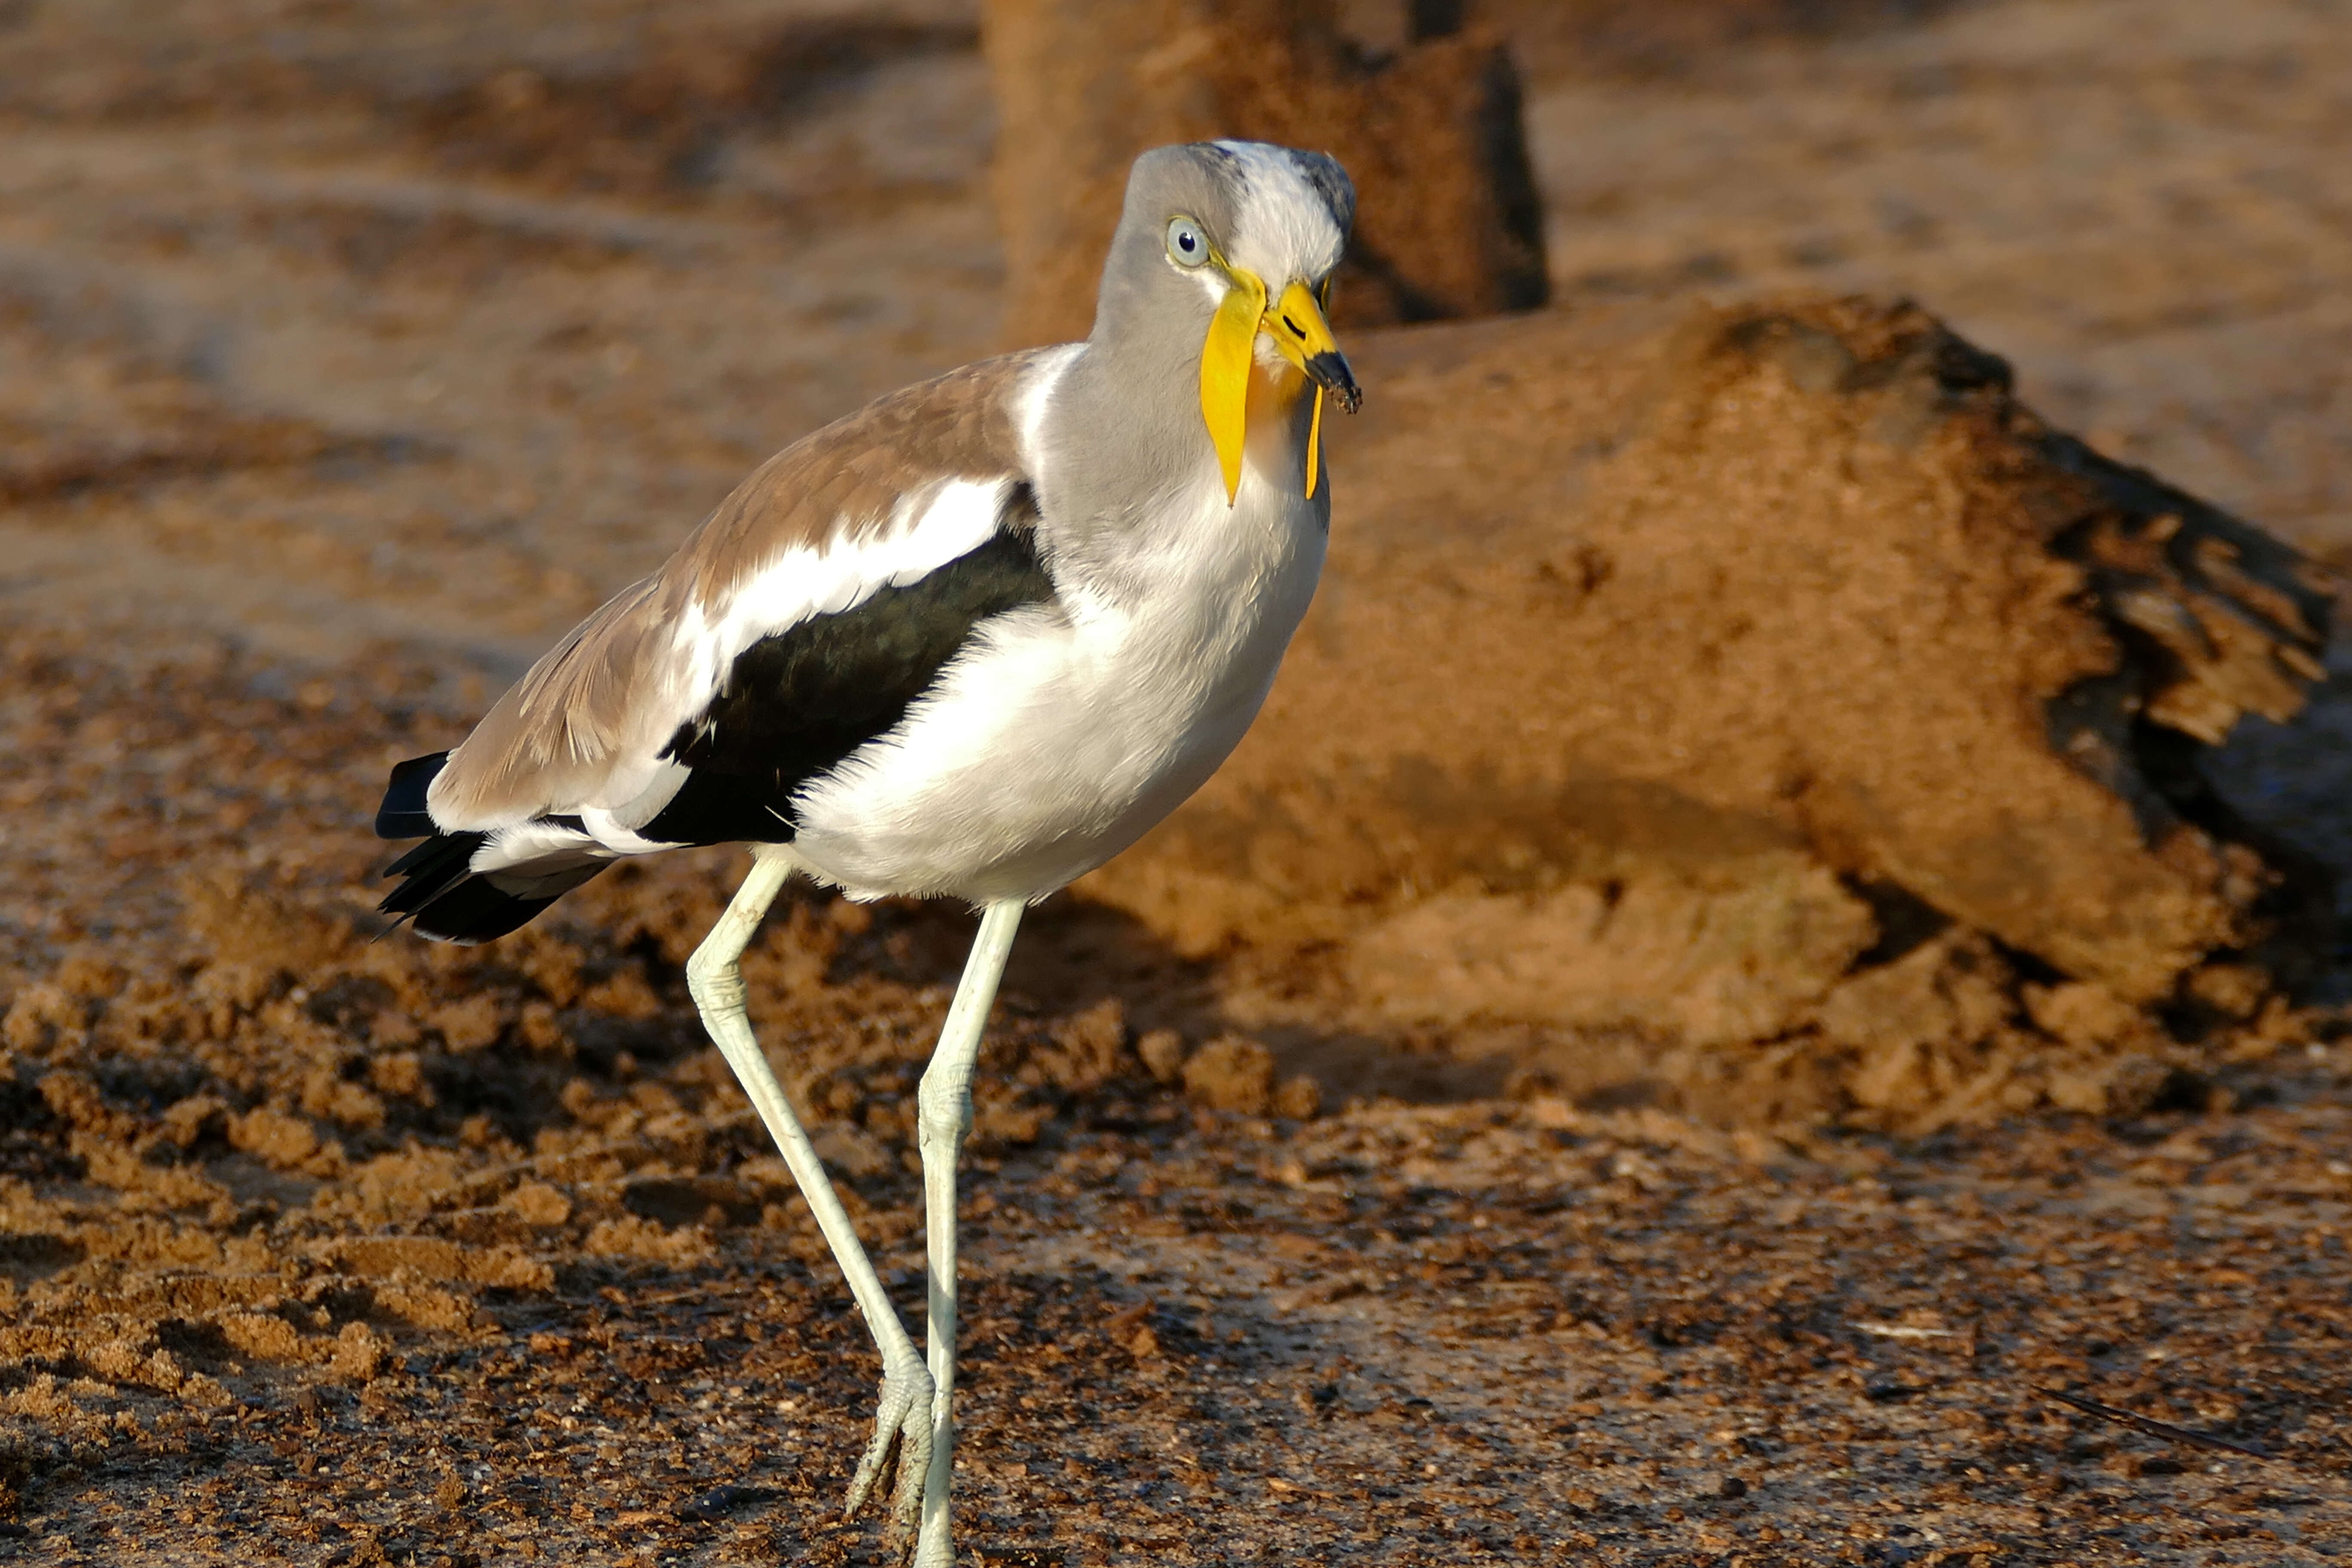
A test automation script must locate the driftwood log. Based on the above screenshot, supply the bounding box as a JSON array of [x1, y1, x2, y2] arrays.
[[983, 0, 1546, 346], [1074, 296, 2334, 1127]]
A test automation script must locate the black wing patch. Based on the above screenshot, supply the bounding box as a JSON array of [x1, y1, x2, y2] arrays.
[[640, 493, 1056, 846], [368, 487, 1052, 942]]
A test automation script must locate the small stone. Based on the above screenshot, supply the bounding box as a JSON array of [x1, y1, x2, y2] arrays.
[[229, 1106, 323, 1171], [2186, 962, 2268, 1021], [1182, 1035, 1274, 1116], [1272, 1074, 1323, 1120], [330, 1321, 389, 1383], [505, 1180, 573, 1228], [219, 1311, 306, 1363], [428, 995, 504, 1052], [2024, 980, 2141, 1047], [53, 953, 126, 1001], [1136, 1028, 1188, 1084]]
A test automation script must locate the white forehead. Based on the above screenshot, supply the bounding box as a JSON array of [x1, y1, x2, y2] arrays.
[[1211, 140, 1347, 286]]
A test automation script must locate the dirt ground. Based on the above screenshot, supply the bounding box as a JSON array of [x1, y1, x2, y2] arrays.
[[2, 0, 2350, 1563]]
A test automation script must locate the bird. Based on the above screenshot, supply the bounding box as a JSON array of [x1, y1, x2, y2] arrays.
[[371, 140, 1358, 1567]]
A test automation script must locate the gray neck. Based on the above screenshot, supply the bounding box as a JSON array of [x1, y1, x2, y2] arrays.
[[1035, 316, 1310, 601], [1033, 321, 1217, 586]]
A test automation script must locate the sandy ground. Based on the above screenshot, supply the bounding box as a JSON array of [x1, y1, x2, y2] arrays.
[[2, 0, 2350, 1562]]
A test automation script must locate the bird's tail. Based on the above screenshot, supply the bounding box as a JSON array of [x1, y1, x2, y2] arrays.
[[374, 752, 604, 943]]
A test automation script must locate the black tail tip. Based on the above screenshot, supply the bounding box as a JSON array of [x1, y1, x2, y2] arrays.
[[377, 828, 602, 945], [376, 751, 450, 839], [377, 833, 559, 945], [398, 878, 563, 945]]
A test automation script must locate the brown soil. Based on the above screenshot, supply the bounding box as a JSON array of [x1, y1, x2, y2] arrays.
[[2, 2, 2350, 1565]]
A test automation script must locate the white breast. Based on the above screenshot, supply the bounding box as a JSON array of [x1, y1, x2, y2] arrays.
[[787, 469, 1326, 903]]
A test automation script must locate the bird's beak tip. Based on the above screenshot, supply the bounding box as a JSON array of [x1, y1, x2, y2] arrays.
[[1306, 352, 1362, 414]]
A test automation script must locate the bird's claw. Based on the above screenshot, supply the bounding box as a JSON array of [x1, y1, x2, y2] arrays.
[[843, 1360, 935, 1540]]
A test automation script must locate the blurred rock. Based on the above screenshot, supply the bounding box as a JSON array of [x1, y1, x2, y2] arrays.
[[1082, 294, 2335, 1123], [1183, 1034, 1278, 1114], [2023, 980, 2142, 1049], [504, 1180, 573, 1228], [1347, 853, 1872, 1047], [2044, 1052, 2189, 1119], [1136, 1027, 1190, 1084], [330, 1321, 391, 1383], [1272, 1073, 1324, 1119], [985, 0, 1546, 346], [1817, 933, 2012, 1060]]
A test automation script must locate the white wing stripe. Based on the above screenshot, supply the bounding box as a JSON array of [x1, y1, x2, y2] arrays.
[[545, 473, 1015, 829]]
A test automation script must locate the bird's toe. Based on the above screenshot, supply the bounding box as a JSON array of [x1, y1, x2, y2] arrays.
[[843, 1360, 935, 1532]]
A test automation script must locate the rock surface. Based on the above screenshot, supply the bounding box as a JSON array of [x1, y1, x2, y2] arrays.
[[1081, 293, 2334, 1122]]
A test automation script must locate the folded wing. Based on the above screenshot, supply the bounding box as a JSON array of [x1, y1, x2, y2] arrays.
[[374, 352, 1061, 943]]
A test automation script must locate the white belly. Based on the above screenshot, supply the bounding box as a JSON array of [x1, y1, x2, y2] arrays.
[[788, 476, 1325, 902]]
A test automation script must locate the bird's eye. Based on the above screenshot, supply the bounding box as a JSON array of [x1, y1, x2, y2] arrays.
[[1166, 217, 1210, 268]]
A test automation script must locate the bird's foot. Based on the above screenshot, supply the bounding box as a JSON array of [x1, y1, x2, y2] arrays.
[[842, 1356, 935, 1542]]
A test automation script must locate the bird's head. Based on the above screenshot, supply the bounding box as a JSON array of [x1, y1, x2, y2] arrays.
[[1096, 141, 1360, 505]]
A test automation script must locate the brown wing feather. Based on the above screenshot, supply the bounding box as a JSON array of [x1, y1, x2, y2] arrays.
[[427, 350, 1052, 830]]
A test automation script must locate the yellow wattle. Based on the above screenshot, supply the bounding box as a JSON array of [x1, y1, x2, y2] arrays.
[[1305, 386, 1325, 499], [1199, 272, 1268, 505]]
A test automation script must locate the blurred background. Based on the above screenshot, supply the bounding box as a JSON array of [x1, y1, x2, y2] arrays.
[[4, 4, 2352, 1562], [1, 0, 2343, 677]]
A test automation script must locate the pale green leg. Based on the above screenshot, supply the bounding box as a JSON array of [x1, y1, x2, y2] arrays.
[[913, 899, 1025, 1568], [684, 846, 932, 1536]]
